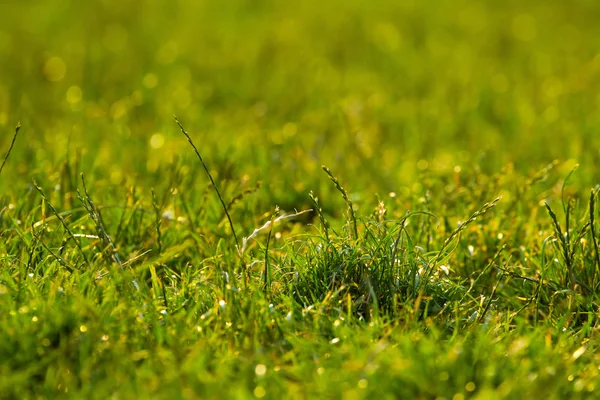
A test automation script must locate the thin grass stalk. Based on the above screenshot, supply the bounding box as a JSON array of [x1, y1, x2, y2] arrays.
[[79, 173, 123, 268], [151, 188, 170, 309], [309, 190, 330, 243], [174, 116, 239, 248], [151, 189, 163, 255], [589, 189, 600, 289], [477, 272, 504, 323], [428, 197, 500, 280], [263, 213, 276, 294], [0, 122, 21, 177], [322, 165, 358, 240], [34, 180, 89, 267], [544, 202, 573, 287]]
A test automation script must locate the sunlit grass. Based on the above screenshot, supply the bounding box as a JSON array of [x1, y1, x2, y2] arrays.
[[1, 0, 600, 398]]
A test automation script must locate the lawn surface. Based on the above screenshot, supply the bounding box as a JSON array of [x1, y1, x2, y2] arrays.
[[1, 0, 600, 399]]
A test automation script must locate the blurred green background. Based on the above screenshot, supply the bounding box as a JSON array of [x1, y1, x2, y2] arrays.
[[1, 0, 600, 204]]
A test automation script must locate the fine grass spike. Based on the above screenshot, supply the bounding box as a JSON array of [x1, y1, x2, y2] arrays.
[[151, 189, 163, 255], [309, 190, 330, 242], [561, 164, 579, 214], [174, 115, 239, 248], [0, 122, 21, 177], [227, 181, 262, 210], [322, 165, 358, 240], [151, 188, 169, 309], [478, 272, 504, 323], [544, 201, 573, 286], [263, 206, 279, 293], [79, 173, 123, 268], [34, 180, 90, 267], [429, 196, 501, 274]]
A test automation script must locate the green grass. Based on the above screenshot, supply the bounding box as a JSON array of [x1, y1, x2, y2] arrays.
[[1, 0, 600, 398]]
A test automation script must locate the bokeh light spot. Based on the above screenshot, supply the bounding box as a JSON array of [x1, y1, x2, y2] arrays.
[[255, 364, 267, 376], [143, 73, 158, 89], [253, 386, 266, 398], [150, 133, 165, 149], [43, 57, 66, 82], [66, 86, 82, 104]]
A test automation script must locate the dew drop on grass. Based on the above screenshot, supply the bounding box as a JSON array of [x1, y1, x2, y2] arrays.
[[572, 346, 586, 360], [528, 373, 537, 381], [161, 210, 174, 220]]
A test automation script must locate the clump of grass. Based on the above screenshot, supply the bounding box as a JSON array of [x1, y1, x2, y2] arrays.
[[543, 167, 597, 296], [290, 183, 500, 321]]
